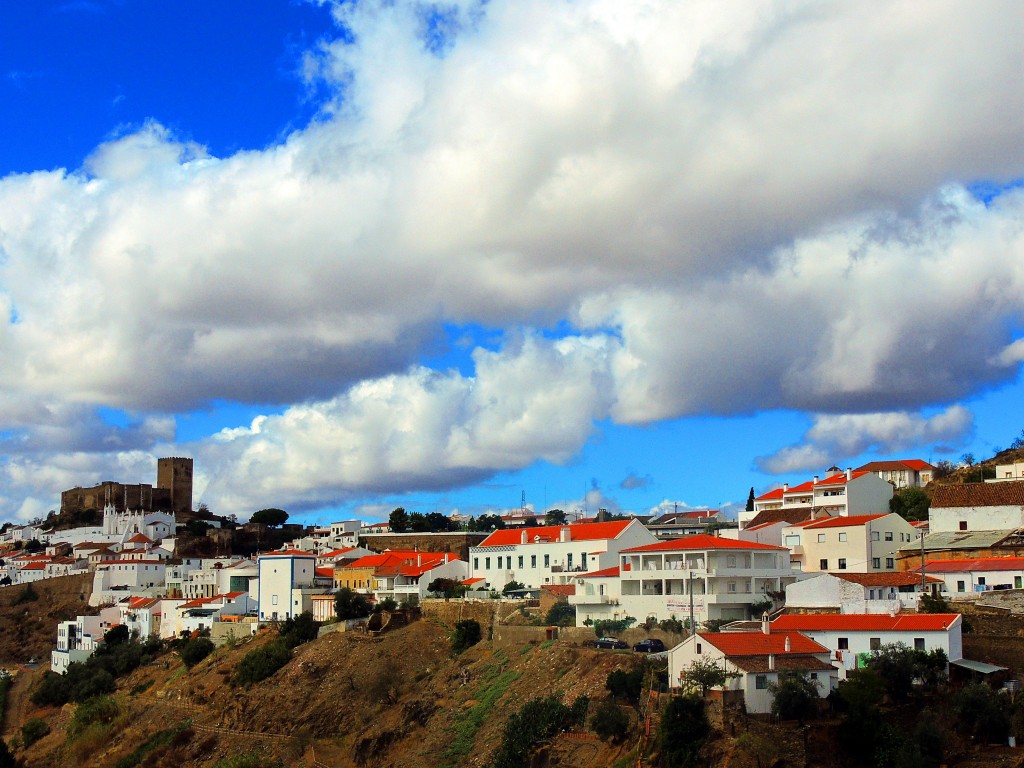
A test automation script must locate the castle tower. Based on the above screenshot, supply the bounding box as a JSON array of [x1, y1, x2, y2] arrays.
[[157, 457, 193, 516]]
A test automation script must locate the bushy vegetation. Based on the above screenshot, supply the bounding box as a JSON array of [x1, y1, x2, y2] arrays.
[[427, 577, 468, 598], [502, 580, 526, 594], [374, 596, 398, 613], [768, 672, 820, 723], [490, 694, 588, 768], [278, 612, 320, 647], [179, 637, 216, 668], [657, 694, 709, 768], [591, 616, 636, 636], [545, 601, 576, 626], [68, 695, 120, 738], [112, 720, 193, 768], [866, 642, 948, 699], [679, 657, 732, 696], [33, 636, 162, 706], [233, 639, 292, 686], [590, 697, 629, 742], [13, 583, 38, 605], [606, 666, 644, 705], [21, 716, 50, 746], [451, 619, 482, 653], [334, 587, 372, 620], [890, 486, 932, 521]]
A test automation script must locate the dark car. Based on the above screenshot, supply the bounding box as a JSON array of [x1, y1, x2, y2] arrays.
[[632, 638, 667, 653], [593, 637, 629, 650]]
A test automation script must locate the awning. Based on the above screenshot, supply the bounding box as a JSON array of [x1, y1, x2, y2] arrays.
[[950, 658, 1007, 675]]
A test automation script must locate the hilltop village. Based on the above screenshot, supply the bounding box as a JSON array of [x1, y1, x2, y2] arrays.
[[4, 455, 1024, 766]]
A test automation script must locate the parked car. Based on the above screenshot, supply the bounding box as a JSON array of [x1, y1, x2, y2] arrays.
[[632, 638, 666, 653], [593, 637, 629, 650]]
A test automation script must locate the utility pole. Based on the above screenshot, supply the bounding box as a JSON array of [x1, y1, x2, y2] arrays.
[[689, 570, 695, 635], [920, 530, 927, 590]]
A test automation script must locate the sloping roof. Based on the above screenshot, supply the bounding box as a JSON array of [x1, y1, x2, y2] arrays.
[[315, 567, 334, 579], [857, 460, 935, 472], [477, 520, 633, 547], [772, 613, 960, 632], [127, 533, 154, 544], [729, 655, 835, 673], [650, 510, 720, 525], [745, 508, 820, 528], [918, 557, 1024, 573], [542, 584, 576, 596], [898, 529, 1015, 552], [931, 481, 1024, 509], [799, 514, 888, 530], [622, 534, 786, 554], [700, 631, 828, 656], [578, 566, 620, 579], [831, 571, 942, 587], [260, 548, 316, 558], [462, 577, 485, 585]]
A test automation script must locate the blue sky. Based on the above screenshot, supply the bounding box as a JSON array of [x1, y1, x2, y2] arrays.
[[1, 1, 1023, 526]]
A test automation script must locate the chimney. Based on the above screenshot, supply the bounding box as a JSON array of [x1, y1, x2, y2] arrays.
[[784, 635, 791, 652], [761, 612, 770, 635], [520, 530, 528, 545], [768, 654, 775, 671], [813, 475, 819, 484], [783, 483, 789, 492], [846, 467, 852, 481], [560, 527, 571, 543], [417, 554, 422, 566]]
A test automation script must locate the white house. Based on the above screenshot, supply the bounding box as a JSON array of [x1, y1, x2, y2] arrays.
[[929, 482, 1024, 533], [914, 556, 1024, 596], [119, 596, 162, 639], [50, 606, 120, 674], [569, 566, 624, 625], [373, 554, 470, 601], [754, 469, 894, 519], [781, 513, 917, 573], [784, 571, 943, 614], [90, 560, 167, 605], [856, 460, 935, 489], [574, 535, 799, 627], [989, 461, 1024, 483], [469, 520, 658, 589], [257, 549, 317, 621], [668, 620, 836, 714], [771, 613, 963, 678]]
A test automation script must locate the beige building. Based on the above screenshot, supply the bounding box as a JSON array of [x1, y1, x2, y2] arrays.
[[781, 513, 917, 573], [855, 459, 935, 489], [753, 469, 894, 520]]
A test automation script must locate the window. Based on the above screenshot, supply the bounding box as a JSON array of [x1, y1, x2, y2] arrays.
[[957, 580, 966, 592], [871, 531, 880, 541], [870, 637, 881, 651], [728, 582, 737, 592], [837, 637, 849, 650], [496, 556, 503, 568], [271, 595, 278, 606], [838, 532, 847, 542], [1016, 576, 1022, 589], [810, 672, 818, 680], [485, 557, 491, 569], [959, 521, 968, 531], [784, 535, 801, 546], [696, 643, 702, 655], [819, 559, 828, 570], [914, 638, 925, 651], [978, 577, 986, 585], [886, 558, 894, 569], [531, 555, 537, 568], [544, 554, 550, 567], [817, 533, 826, 543], [884, 532, 893, 541], [838, 558, 847, 570], [567, 553, 573, 569], [727, 555, 737, 567], [872, 558, 881, 569], [755, 675, 768, 690]]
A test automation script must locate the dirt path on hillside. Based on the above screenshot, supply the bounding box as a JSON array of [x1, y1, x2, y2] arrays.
[[2, 668, 37, 737]]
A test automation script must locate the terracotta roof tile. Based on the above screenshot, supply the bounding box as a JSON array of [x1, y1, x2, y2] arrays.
[[746, 508, 820, 528], [931, 481, 1024, 509], [478, 520, 633, 547], [772, 613, 960, 632], [799, 514, 889, 530], [830, 571, 942, 587], [729, 655, 835, 673], [622, 534, 786, 553], [700, 631, 828, 656], [918, 557, 1024, 573]]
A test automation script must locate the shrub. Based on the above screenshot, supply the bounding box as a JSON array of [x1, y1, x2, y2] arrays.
[[590, 698, 629, 742], [451, 619, 482, 653], [491, 695, 581, 768], [13, 583, 38, 605], [657, 695, 709, 768], [606, 667, 644, 705], [593, 617, 635, 637], [21, 717, 50, 746], [278, 612, 320, 647], [69, 695, 120, 738], [374, 597, 398, 613], [233, 639, 291, 686], [768, 672, 820, 723], [545, 602, 576, 626], [502, 580, 526, 595], [659, 618, 685, 634], [953, 683, 1010, 743], [334, 588, 372, 620], [180, 637, 216, 668]]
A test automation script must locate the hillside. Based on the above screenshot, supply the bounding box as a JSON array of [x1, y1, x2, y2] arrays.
[[0, 573, 93, 665]]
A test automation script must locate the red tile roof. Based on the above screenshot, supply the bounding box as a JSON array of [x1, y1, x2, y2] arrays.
[[700, 631, 828, 656], [578, 566, 620, 579], [931, 481, 1024, 509], [315, 567, 334, 579], [919, 557, 1024, 573], [772, 613, 960, 632], [542, 584, 576, 596], [477, 520, 633, 547], [857, 460, 935, 472], [798, 514, 889, 530], [462, 577, 485, 585], [127, 533, 154, 544], [622, 534, 786, 553], [260, 548, 316, 558]]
